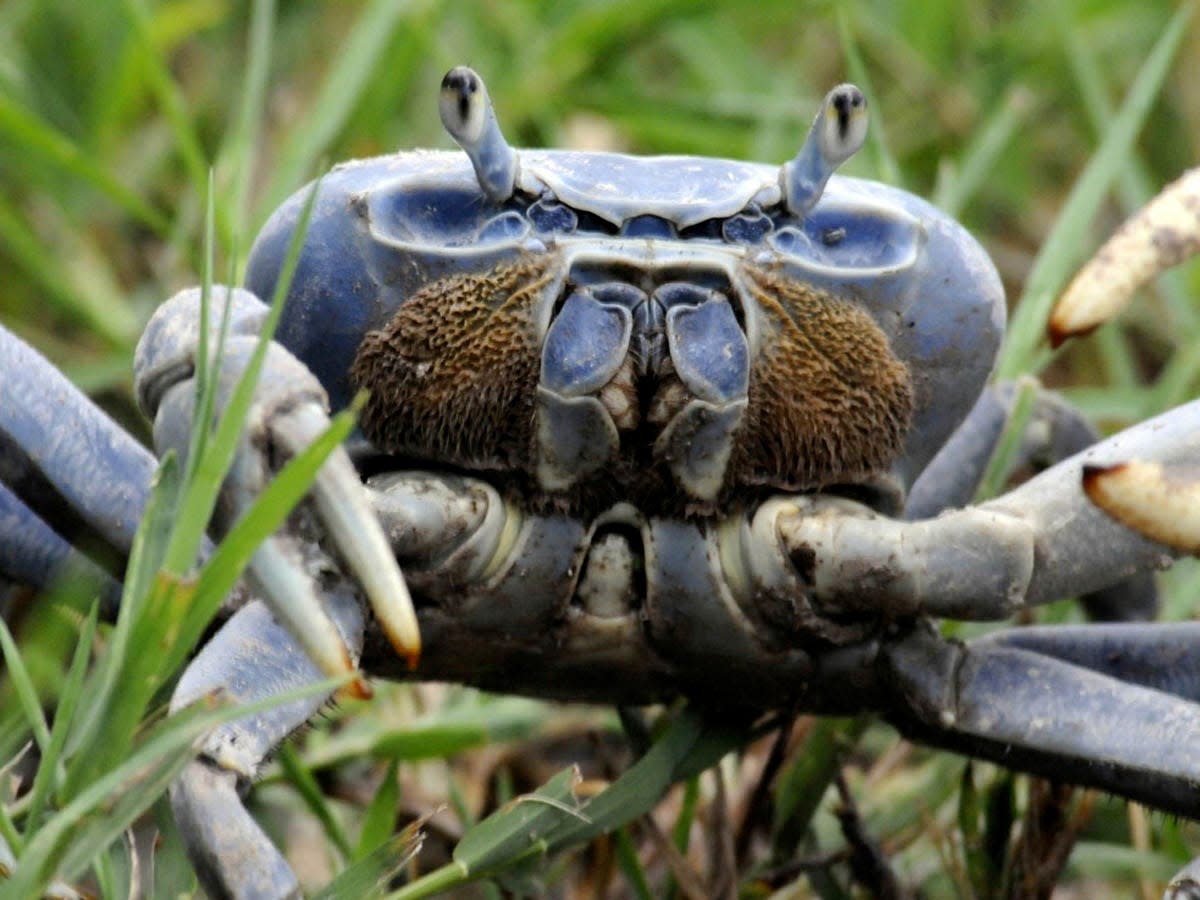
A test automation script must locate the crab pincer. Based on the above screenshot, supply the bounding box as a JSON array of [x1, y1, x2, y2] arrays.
[[135, 286, 420, 694]]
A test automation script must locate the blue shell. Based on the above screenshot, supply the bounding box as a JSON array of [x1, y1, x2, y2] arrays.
[[246, 148, 1004, 494]]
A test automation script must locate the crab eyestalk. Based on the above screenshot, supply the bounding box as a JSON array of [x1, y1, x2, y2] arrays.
[[781, 84, 868, 217], [440, 66, 518, 203]]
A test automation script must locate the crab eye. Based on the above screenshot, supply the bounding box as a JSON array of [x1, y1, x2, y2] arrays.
[[439, 66, 518, 203], [439, 67, 487, 144], [779, 83, 869, 217], [820, 85, 868, 167]]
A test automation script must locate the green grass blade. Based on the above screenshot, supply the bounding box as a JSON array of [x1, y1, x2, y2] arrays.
[[22, 605, 97, 835], [216, 0, 276, 243], [355, 759, 400, 860], [0, 617, 51, 760], [277, 743, 354, 862], [168, 405, 358, 678], [973, 376, 1038, 502], [0, 93, 169, 234], [161, 173, 321, 576], [5, 675, 345, 897], [184, 170, 216, 486], [934, 85, 1032, 219], [837, 6, 900, 186], [317, 821, 425, 900], [364, 697, 551, 764], [0, 197, 137, 346], [3, 704, 211, 898], [117, 0, 214, 242], [260, 0, 424, 219], [1056, 4, 1198, 340], [548, 708, 746, 851], [995, 4, 1192, 380], [60, 451, 181, 784], [388, 708, 747, 899], [773, 716, 870, 858], [0, 796, 21, 861], [614, 826, 654, 900]]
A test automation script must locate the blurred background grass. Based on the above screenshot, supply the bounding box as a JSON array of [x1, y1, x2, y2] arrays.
[[2, 0, 1200, 897]]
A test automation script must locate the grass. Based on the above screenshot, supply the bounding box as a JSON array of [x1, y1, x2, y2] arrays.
[[1, 0, 1199, 897]]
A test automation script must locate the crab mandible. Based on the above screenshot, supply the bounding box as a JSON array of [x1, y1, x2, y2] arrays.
[[2, 68, 1200, 899]]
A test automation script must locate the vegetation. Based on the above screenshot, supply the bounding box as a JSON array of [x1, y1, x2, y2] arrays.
[[1, 0, 1198, 896]]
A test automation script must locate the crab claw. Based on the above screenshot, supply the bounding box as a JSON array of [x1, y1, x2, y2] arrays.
[[136, 287, 421, 695], [1082, 460, 1200, 555], [439, 65, 518, 202], [1049, 166, 1200, 347], [781, 83, 868, 216], [273, 403, 421, 671]]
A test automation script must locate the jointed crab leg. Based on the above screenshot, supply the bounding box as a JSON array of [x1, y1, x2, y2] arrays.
[[906, 382, 1110, 519], [905, 381, 1158, 620], [878, 626, 1200, 818], [0, 323, 156, 591], [774, 398, 1198, 621], [981, 622, 1200, 700], [170, 589, 365, 900], [0, 482, 122, 616]]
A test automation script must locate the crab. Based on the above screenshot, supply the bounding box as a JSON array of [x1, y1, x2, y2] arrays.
[[2, 66, 1200, 898]]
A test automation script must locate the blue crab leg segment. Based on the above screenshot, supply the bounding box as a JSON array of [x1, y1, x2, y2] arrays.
[[879, 626, 1200, 819], [1083, 459, 1200, 555], [905, 381, 1158, 622], [904, 382, 1103, 520], [439, 66, 518, 203], [1049, 166, 1200, 346], [0, 482, 122, 616], [170, 591, 364, 899], [980, 622, 1200, 700], [766, 398, 1200, 621], [780, 84, 868, 217], [0, 323, 156, 574]]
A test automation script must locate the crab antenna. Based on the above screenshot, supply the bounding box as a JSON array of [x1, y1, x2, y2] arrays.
[[780, 84, 868, 216], [439, 66, 518, 202]]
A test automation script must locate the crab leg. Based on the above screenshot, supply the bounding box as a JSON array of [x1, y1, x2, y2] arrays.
[[773, 398, 1200, 621], [905, 381, 1106, 519], [170, 589, 364, 900], [877, 626, 1200, 817], [0, 482, 121, 616], [979, 622, 1200, 701], [0, 323, 156, 588], [904, 381, 1158, 620]]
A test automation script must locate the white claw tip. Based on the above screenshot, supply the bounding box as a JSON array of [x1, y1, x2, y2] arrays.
[[1083, 460, 1200, 555]]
